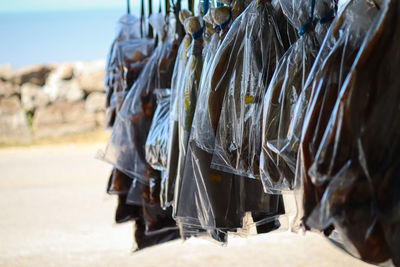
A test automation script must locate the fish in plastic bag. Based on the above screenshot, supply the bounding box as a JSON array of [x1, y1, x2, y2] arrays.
[[209, 0, 294, 178], [294, 0, 385, 230], [145, 89, 171, 171], [173, 16, 204, 216], [260, 0, 337, 193], [162, 10, 194, 208], [99, 14, 178, 184], [190, 5, 234, 153], [302, 0, 400, 264], [105, 14, 152, 128]]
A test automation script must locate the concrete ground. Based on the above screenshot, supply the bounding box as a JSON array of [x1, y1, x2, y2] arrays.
[[0, 144, 373, 267]]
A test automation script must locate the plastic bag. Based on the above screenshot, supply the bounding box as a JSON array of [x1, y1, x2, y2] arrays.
[[172, 14, 227, 241], [142, 167, 178, 235], [189, 13, 222, 153], [145, 89, 171, 171], [125, 173, 179, 237], [209, 0, 293, 178], [134, 216, 180, 251], [292, 0, 386, 231], [107, 168, 132, 195], [99, 14, 178, 184], [173, 16, 204, 215], [130, 190, 179, 251], [301, 0, 400, 264], [162, 12, 193, 208], [105, 14, 141, 95], [175, 10, 285, 240], [190, 143, 285, 232], [260, 0, 336, 193], [105, 14, 150, 128]]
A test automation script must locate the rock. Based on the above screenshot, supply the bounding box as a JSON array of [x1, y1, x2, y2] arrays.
[[21, 83, 50, 111], [75, 61, 105, 93], [95, 111, 106, 128], [0, 65, 16, 82], [0, 80, 20, 97], [85, 92, 106, 113], [0, 96, 32, 144], [13, 65, 53, 86], [32, 101, 97, 138], [44, 73, 84, 102], [59, 65, 74, 80]]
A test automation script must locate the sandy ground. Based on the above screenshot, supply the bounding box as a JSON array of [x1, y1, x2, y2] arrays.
[[0, 144, 373, 267]]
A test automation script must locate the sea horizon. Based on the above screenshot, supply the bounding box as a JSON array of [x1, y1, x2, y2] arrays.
[[0, 8, 142, 67]]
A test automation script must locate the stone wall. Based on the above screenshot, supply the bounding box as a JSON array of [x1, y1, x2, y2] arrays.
[[0, 60, 106, 144]]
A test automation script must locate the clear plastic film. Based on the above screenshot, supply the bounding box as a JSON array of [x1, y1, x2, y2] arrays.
[[189, 143, 285, 234], [260, 0, 336, 193], [106, 39, 154, 128], [293, 0, 386, 232], [176, 9, 286, 238], [107, 168, 132, 195], [209, 0, 293, 178], [300, 0, 400, 265], [162, 30, 192, 208], [98, 14, 178, 184], [190, 32, 220, 153], [107, 168, 142, 224], [174, 146, 232, 244], [190, 4, 237, 154], [142, 166, 179, 235], [172, 13, 221, 232], [145, 89, 171, 171], [173, 18, 204, 216], [105, 14, 150, 128], [174, 16, 235, 241], [125, 175, 179, 237], [133, 216, 179, 251]]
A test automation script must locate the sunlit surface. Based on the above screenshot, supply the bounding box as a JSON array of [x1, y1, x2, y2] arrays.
[[0, 144, 373, 266]]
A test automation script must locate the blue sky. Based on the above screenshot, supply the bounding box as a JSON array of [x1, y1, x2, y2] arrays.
[[0, 0, 137, 13]]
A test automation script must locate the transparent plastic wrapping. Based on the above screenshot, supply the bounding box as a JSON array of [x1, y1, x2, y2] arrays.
[[190, 3, 254, 154], [189, 143, 285, 233], [174, 146, 205, 230], [115, 194, 142, 223], [126, 177, 146, 206], [300, 0, 400, 265], [175, 7, 287, 234], [107, 168, 132, 195], [106, 39, 154, 128], [105, 14, 141, 90], [142, 167, 179, 235], [162, 29, 193, 208], [105, 14, 151, 128], [145, 89, 171, 171], [209, 0, 292, 178], [134, 216, 180, 251], [173, 18, 204, 216], [125, 175, 179, 237], [99, 14, 178, 184], [260, 0, 336, 193], [173, 20, 230, 241], [294, 0, 386, 230], [190, 32, 220, 153]]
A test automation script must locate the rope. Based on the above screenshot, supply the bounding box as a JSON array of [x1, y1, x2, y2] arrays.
[[319, 3, 337, 24], [127, 0, 131, 14], [298, 0, 315, 36], [203, 0, 210, 16], [192, 27, 204, 40]]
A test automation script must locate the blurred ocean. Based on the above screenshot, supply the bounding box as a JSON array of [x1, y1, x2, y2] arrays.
[[0, 9, 138, 67]]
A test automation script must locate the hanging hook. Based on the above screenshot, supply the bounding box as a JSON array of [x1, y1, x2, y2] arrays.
[[127, 0, 131, 14]]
